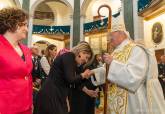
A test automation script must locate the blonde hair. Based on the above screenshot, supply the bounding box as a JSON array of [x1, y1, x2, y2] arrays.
[[71, 42, 94, 66]]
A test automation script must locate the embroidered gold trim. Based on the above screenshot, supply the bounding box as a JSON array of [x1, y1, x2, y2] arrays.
[[107, 42, 135, 114]]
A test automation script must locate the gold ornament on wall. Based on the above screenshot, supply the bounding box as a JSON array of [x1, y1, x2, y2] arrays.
[[152, 22, 163, 44]]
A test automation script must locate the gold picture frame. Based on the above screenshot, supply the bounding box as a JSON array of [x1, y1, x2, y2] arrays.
[[152, 22, 163, 44]]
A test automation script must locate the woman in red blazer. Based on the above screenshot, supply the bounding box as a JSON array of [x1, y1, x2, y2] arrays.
[[0, 8, 33, 114]]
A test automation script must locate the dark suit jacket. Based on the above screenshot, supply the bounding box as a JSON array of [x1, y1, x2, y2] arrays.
[[32, 56, 46, 82], [158, 63, 165, 98]]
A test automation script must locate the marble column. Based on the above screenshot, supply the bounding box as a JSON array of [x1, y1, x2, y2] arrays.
[[70, 15, 73, 48], [22, 0, 30, 45], [123, 0, 134, 39], [72, 0, 80, 46], [27, 16, 33, 47], [133, 0, 144, 40], [80, 14, 86, 41]]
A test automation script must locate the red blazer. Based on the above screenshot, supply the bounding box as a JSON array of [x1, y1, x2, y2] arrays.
[[0, 35, 33, 114]]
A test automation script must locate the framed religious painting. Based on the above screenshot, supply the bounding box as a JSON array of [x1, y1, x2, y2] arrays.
[[152, 22, 163, 44]]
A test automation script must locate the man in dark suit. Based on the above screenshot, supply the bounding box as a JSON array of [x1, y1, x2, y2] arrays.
[[31, 46, 45, 104], [158, 55, 165, 98], [31, 46, 42, 85]]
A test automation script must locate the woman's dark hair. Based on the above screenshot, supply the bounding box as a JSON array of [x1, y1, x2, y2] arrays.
[[92, 54, 100, 68], [45, 44, 57, 65], [0, 7, 29, 34], [41, 49, 45, 56]]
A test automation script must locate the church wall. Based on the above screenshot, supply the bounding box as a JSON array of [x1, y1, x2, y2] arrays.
[[50, 3, 72, 26], [33, 19, 54, 26], [83, 0, 122, 23], [0, 0, 17, 9], [17, 0, 22, 7], [32, 35, 65, 51], [30, 0, 72, 26], [144, 14, 165, 50], [33, 2, 72, 26], [84, 2, 93, 23], [30, 0, 74, 12], [133, 0, 144, 40], [80, 0, 84, 7]]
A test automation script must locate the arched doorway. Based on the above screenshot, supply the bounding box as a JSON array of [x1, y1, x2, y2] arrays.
[[28, 0, 73, 50]]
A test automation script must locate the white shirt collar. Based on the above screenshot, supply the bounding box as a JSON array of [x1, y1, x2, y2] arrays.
[[115, 39, 130, 51]]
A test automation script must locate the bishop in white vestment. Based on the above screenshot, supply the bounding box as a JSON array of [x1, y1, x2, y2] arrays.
[[103, 29, 165, 114]]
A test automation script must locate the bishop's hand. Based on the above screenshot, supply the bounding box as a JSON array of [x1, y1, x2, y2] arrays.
[[103, 53, 113, 64], [81, 69, 94, 79]]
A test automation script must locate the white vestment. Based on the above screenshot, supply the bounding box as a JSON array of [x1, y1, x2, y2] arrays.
[[107, 39, 165, 114], [91, 65, 106, 86]]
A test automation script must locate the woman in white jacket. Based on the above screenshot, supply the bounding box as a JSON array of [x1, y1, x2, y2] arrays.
[[40, 44, 57, 76]]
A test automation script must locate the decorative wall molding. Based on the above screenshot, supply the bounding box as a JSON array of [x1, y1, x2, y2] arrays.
[[33, 25, 70, 35], [138, 0, 152, 13], [32, 10, 123, 35], [33, 18, 108, 35], [34, 11, 54, 20], [138, 0, 165, 20]]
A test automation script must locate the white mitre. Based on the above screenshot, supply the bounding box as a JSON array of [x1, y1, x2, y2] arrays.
[[110, 8, 130, 37]]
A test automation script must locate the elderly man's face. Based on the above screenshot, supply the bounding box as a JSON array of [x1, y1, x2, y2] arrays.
[[108, 31, 120, 48]]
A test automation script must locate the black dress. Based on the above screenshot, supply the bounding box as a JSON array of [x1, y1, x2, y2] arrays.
[[158, 63, 165, 98], [69, 64, 97, 114], [32, 56, 41, 81], [33, 52, 83, 114]]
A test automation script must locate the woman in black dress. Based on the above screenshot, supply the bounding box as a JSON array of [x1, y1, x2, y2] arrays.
[[33, 43, 94, 114], [69, 54, 103, 114]]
